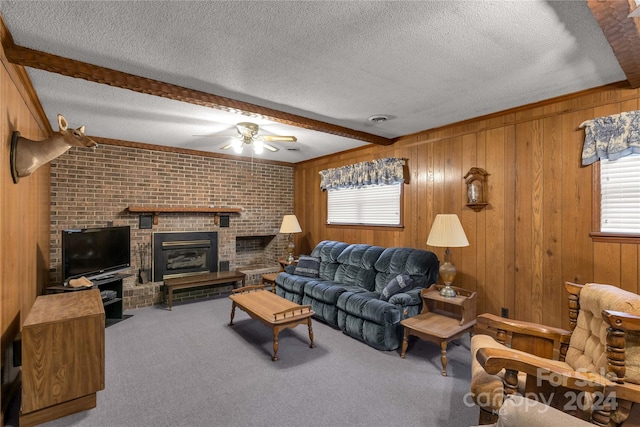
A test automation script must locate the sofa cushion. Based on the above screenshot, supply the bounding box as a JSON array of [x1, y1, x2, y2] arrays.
[[374, 247, 439, 293], [337, 291, 401, 325], [310, 240, 350, 281], [276, 273, 317, 297], [293, 255, 320, 278], [334, 244, 385, 291], [494, 395, 594, 427], [304, 281, 346, 305], [380, 274, 413, 301]]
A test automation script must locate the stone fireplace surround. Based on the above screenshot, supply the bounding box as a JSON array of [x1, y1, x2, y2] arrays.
[[49, 143, 295, 310]]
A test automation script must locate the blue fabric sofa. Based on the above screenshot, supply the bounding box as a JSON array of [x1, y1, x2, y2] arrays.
[[275, 240, 440, 351]]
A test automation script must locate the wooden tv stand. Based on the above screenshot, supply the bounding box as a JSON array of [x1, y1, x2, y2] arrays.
[[46, 273, 130, 321], [20, 290, 105, 426]]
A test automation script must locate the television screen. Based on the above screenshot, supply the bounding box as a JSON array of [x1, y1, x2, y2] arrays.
[[62, 226, 131, 281]]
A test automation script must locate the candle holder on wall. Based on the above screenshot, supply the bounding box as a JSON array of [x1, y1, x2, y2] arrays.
[[464, 167, 489, 212]]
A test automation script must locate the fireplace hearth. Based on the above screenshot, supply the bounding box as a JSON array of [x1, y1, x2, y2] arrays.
[[153, 231, 218, 281]]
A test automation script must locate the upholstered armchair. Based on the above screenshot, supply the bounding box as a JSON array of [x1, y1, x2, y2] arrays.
[[480, 394, 597, 427], [470, 282, 640, 426]]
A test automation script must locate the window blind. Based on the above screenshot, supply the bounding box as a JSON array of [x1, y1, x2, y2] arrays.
[[600, 153, 640, 233], [327, 183, 401, 226]]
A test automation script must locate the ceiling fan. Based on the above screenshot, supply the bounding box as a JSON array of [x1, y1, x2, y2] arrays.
[[220, 122, 297, 154]]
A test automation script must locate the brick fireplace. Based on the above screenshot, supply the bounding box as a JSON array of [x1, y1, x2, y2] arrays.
[[49, 143, 295, 309]]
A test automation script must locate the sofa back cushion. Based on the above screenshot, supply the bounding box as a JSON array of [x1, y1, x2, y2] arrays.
[[565, 283, 640, 385], [310, 240, 350, 281], [373, 247, 439, 294], [334, 244, 385, 291]]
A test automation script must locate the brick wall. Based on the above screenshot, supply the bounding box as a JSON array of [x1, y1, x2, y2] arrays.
[[50, 144, 294, 309]]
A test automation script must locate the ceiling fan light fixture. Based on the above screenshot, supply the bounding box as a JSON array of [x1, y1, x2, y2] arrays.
[[232, 139, 243, 153], [218, 122, 297, 155], [253, 140, 264, 154]]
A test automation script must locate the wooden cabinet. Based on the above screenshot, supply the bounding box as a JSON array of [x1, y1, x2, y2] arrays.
[[20, 289, 105, 427]]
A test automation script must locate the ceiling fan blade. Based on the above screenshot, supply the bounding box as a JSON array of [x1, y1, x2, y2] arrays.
[[260, 135, 297, 143], [220, 143, 234, 150], [263, 143, 279, 152]]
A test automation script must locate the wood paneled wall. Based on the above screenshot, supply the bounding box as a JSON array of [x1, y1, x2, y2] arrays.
[[0, 16, 51, 423], [293, 83, 640, 330]]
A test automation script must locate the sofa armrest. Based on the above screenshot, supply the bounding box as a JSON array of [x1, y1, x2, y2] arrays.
[[388, 287, 421, 306]]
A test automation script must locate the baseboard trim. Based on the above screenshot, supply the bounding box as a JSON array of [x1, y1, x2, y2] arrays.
[[19, 393, 96, 427]]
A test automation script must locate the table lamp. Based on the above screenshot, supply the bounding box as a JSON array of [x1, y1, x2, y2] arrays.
[[426, 214, 469, 298], [279, 214, 302, 262]]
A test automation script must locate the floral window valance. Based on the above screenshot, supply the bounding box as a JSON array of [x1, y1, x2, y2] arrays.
[[580, 110, 640, 165], [319, 158, 405, 190]]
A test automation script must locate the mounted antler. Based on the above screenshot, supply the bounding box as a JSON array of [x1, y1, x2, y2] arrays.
[[10, 114, 98, 183]]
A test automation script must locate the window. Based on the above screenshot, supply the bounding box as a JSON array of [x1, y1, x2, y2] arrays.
[[596, 153, 640, 238], [327, 183, 402, 226]]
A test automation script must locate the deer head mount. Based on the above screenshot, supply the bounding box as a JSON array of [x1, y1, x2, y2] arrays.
[[10, 114, 98, 183]]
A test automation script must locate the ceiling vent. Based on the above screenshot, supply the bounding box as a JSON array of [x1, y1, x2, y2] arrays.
[[368, 115, 390, 123]]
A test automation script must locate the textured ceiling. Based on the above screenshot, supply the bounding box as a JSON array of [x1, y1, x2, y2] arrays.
[[0, 0, 628, 163]]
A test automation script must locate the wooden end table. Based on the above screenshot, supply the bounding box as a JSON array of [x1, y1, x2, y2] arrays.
[[261, 272, 279, 293], [400, 285, 477, 376], [229, 285, 315, 361], [278, 258, 298, 270]]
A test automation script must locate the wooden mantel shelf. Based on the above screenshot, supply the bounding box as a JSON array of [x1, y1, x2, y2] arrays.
[[127, 206, 242, 225]]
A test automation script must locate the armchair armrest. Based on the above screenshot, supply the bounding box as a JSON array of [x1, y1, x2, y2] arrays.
[[478, 313, 572, 360], [606, 381, 640, 403], [478, 313, 572, 344], [476, 346, 608, 394], [477, 346, 616, 425], [603, 310, 640, 332], [601, 310, 640, 384]]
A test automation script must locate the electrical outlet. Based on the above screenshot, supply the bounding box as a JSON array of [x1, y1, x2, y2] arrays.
[[501, 307, 509, 318]]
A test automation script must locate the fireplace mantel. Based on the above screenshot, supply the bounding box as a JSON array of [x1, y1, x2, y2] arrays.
[[128, 206, 242, 225]]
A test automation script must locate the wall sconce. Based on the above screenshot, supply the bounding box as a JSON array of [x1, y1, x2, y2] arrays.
[[463, 167, 489, 212]]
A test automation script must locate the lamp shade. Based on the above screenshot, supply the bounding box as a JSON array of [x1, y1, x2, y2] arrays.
[[426, 214, 469, 248], [279, 214, 302, 234]]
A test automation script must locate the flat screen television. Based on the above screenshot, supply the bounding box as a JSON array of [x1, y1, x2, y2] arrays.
[[62, 226, 131, 281]]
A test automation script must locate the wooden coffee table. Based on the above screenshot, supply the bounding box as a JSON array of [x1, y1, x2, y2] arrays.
[[228, 285, 315, 361]]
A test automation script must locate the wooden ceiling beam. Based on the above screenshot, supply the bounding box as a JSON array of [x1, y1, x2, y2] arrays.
[[2, 42, 393, 146], [588, 0, 640, 89]]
